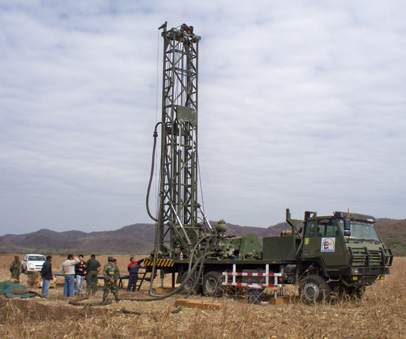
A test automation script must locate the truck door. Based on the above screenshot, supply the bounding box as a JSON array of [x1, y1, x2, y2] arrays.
[[302, 219, 345, 267]]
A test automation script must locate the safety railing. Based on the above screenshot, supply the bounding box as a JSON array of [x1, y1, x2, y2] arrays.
[[222, 264, 283, 298]]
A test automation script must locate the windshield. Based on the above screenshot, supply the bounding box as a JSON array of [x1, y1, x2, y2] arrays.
[[28, 256, 46, 261], [340, 221, 380, 242]]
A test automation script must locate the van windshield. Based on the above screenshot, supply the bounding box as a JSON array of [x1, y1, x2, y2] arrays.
[[28, 256, 46, 261]]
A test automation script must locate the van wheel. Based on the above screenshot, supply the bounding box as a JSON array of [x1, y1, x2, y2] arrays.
[[203, 271, 224, 297], [299, 275, 331, 304]]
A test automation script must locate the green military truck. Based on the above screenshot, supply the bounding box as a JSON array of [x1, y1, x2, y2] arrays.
[[146, 208, 393, 304], [144, 23, 393, 303], [268, 209, 392, 302]]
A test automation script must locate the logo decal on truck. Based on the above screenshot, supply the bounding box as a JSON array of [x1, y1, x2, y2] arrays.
[[321, 238, 335, 252]]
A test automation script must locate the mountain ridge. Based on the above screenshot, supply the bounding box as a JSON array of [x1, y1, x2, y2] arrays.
[[1, 218, 404, 256]]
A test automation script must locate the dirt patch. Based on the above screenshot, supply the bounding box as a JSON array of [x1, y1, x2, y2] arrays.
[[0, 297, 116, 325]]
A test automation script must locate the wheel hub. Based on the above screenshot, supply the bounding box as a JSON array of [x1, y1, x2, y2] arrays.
[[205, 278, 217, 293], [304, 282, 319, 298]]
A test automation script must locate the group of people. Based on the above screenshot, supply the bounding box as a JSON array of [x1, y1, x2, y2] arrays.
[[58, 254, 101, 297], [37, 254, 102, 298], [9, 254, 144, 302]]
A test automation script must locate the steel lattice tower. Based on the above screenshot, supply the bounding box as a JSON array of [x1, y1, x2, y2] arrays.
[[156, 23, 201, 258]]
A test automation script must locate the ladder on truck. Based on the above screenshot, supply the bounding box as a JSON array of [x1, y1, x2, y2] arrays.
[[222, 264, 284, 299], [135, 267, 151, 291]]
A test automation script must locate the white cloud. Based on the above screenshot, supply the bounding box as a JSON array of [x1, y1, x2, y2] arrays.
[[0, 0, 405, 234]]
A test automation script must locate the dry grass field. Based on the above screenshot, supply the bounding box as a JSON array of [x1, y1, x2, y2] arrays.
[[0, 254, 405, 338]]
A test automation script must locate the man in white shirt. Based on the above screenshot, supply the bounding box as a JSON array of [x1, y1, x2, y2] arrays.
[[61, 254, 80, 297]]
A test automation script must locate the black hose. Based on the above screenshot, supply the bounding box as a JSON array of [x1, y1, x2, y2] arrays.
[[146, 122, 161, 222], [142, 120, 215, 302], [121, 252, 213, 302], [68, 256, 209, 307], [70, 231, 216, 306], [184, 242, 211, 299]]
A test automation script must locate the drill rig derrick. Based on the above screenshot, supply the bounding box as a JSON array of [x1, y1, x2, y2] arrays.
[[146, 23, 246, 296], [153, 22, 210, 261]]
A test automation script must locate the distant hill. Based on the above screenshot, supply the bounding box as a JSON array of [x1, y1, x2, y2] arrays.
[[376, 219, 406, 256], [0, 218, 404, 256], [0, 223, 155, 255], [0, 221, 291, 255]]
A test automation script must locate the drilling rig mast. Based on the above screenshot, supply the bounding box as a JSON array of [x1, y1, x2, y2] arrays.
[[155, 22, 206, 259]]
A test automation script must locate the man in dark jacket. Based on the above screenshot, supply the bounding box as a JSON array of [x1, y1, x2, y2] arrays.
[[127, 257, 144, 292], [41, 256, 53, 297], [86, 254, 101, 295]]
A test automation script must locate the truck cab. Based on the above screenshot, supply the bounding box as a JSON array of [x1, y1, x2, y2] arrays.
[[290, 210, 393, 302]]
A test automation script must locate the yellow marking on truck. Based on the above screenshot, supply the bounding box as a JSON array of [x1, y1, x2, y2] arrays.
[[144, 258, 174, 267]]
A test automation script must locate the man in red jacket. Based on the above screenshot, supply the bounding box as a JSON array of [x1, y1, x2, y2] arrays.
[[127, 257, 144, 292]]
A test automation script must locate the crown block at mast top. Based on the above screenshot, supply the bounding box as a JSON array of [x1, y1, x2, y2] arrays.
[[159, 22, 201, 43]]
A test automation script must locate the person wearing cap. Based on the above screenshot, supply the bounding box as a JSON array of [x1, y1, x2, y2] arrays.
[[9, 256, 21, 281], [61, 254, 80, 297], [103, 256, 120, 302]]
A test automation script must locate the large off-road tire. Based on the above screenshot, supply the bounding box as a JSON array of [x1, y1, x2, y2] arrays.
[[299, 275, 331, 304], [180, 271, 202, 295], [202, 271, 224, 297], [346, 286, 366, 300]]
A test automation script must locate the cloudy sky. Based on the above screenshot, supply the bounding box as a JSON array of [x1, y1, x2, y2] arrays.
[[1, 0, 405, 235]]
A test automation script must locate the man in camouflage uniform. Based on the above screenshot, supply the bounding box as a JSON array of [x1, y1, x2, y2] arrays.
[[10, 256, 21, 281], [103, 256, 120, 302]]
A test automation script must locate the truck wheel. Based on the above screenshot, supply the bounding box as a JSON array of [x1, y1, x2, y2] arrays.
[[180, 272, 202, 295], [299, 275, 331, 304], [346, 286, 366, 300], [203, 271, 224, 297]]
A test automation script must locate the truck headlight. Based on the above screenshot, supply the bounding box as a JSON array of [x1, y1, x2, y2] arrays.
[[352, 268, 359, 275]]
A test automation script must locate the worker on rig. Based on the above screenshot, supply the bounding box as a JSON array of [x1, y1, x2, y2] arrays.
[[127, 257, 144, 292]]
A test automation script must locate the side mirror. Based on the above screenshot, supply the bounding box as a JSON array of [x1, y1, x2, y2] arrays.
[[344, 218, 351, 236]]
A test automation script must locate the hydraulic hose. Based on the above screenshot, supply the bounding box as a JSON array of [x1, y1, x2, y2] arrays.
[[147, 233, 214, 298], [70, 234, 217, 306], [69, 253, 211, 307], [121, 251, 213, 302], [187, 234, 213, 271], [146, 122, 161, 222], [144, 232, 215, 300], [184, 244, 211, 299]]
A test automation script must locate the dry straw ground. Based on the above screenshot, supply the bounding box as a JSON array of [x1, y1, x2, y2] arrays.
[[0, 254, 405, 338]]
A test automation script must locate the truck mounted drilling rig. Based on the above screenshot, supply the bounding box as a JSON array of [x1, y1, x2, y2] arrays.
[[145, 22, 393, 303]]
